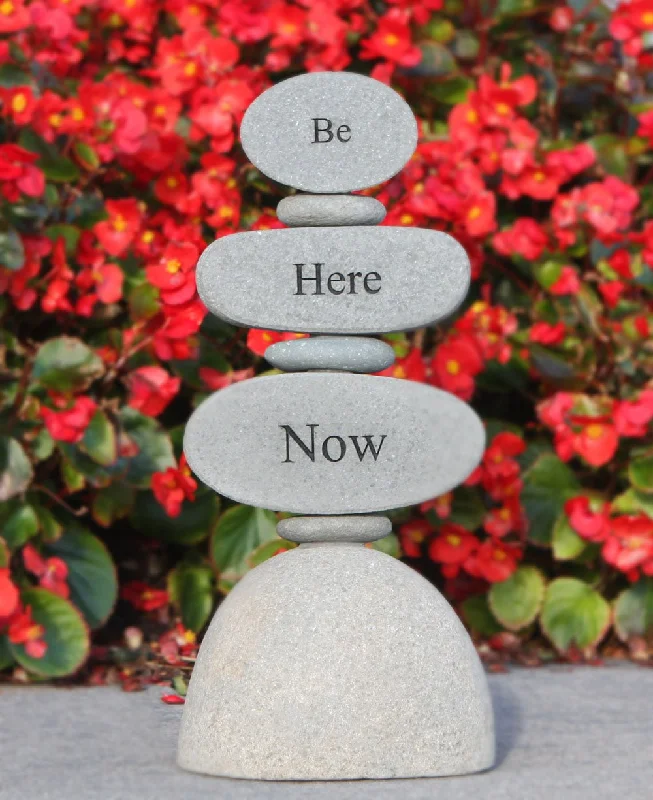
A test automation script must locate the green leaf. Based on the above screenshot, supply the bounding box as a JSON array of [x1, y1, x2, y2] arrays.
[[462, 594, 503, 637], [10, 588, 89, 678], [130, 486, 218, 545], [72, 141, 100, 170], [44, 526, 118, 630], [168, 561, 214, 633], [80, 411, 117, 467], [112, 408, 175, 488], [211, 505, 278, 593], [446, 485, 485, 529], [18, 128, 80, 183], [0, 437, 34, 502], [0, 64, 31, 87], [489, 566, 546, 631], [0, 636, 14, 670], [32, 337, 104, 392], [91, 483, 135, 528], [522, 454, 580, 546], [629, 455, 653, 495], [428, 75, 473, 104], [0, 537, 9, 568], [44, 224, 81, 257], [3, 504, 39, 549], [588, 134, 629, 178], [614, 579, 653, 642], [552, 513, 587, 560], [415, 41, 455, 76], [0, 228, 25, 271], [33, 505, 62, 543], [247, 538, 296, 568], [370, 533, 400, 558], [541, 578, 611, 653], [612, 488, 653, 519]]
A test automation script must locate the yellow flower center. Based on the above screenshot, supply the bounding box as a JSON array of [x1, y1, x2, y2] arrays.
[[0, 0, 15, 15], [166, 176, 178, 188], [141, 230, 155, 244], [166, 258, 182, 274], [446, 359, 460, 376], [468, 206, 482, 220], [384, 33, 400, 47], [586, 423, 604, 440], [11, 93, 27, 113], [184, 62, 197, 77], [399, 213, 414, 225], [113, 216, 127, 232], [446, 534, 461, 546]]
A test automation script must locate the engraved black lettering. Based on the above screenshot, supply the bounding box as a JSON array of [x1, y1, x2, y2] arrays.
[[312, 118, 334, 143], [322, 435, 346, 462], [327, 272, 345, 294], [337, 124, 351, 142], [280, 424, 318, 463], [349, 434, 386, 462], [364, 271, 381, 294], [347, 271, 363, 295], [294, 263, 324, 296]]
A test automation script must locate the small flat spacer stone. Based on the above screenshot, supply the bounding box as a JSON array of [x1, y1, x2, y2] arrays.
[[240, 72, 417, 193], [265, 336, 394, 373], [277, 515, 392, 543], [277, 195, 386, 227]]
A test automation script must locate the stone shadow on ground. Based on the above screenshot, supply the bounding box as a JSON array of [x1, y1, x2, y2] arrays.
[[491, 677, 522, 767]]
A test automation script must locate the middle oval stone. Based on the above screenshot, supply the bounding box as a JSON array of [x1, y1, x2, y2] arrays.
[[196, 227, 471, 334], [184, 372, 485, 515]]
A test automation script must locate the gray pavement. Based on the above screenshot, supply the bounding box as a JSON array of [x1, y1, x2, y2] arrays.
[[0, 665, 651, 800]]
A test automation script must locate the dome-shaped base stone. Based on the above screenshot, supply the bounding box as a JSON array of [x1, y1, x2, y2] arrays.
[[177, 542, 495, 781]]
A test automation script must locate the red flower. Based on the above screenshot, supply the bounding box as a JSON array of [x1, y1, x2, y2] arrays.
[[465, 540, 521, 583], [431, 334, 484, 401], [549, 266, 581, 296], [23, 544, 69, 598], [493, 217, 548, 260], [571, 417, 619, 468], [614, 391, 653, 437], [529, 321, 566, 346], [0, 0, 30, 33], [376, 347, 426, 381], [94, 199, 142, 258], [121, 581, 169, 612], [1, 86, 36, 124], [0, 144, 45, 200], [199, 367, 253, 391], [8, 606, 47, 659], [398, 519, 432, 558], [420, 492, 453, 519], [247, 329, 308, 357], [146, 242, 199, 306], [126, 366, 181, 417], [463, 191, 497, 237], [602, 515, 653, 575], [360, 10, 422, 67], [429, 524, 478, 578], [40, 396, 97, 444], [484, 498, 524, 538], [152, 454, 197, 517], [564, 496, 610, 542], [0, 568, 19, 618]]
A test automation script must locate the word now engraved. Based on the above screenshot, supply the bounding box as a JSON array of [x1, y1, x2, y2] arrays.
[[280, 423, 386, 463]]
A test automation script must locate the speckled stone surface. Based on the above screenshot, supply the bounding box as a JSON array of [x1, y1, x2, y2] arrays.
[[196, 227, 470, 334], [178, 543, 494, 780], [277, 515, 391, 542], [265, 336, 394, 373], [240, 72, 417, 193], [183, 372, 485, 515], [277, 194, 386, 227]]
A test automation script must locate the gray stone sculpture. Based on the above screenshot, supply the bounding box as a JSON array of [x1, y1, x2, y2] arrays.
[[178, 71, 495, 781]]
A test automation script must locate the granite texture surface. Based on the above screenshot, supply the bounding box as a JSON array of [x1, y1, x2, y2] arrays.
[[240, 72, 417, 193], [184, 372, 485, 514], [277, 194, 386, 227], [196, 226, 471, 334], [277, 515, 392, 542], [265, 336, 395, 373], [178, 543, 494, 780], [2, 665, 651, 799]]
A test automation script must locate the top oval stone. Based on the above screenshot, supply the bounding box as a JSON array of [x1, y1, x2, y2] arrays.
[[240, 72, 418, 193]]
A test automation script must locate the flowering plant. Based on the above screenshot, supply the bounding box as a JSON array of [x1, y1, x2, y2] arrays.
[[1, 0, 653, 681]]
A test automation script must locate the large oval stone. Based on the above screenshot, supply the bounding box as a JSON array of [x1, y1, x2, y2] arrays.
[[197, 226, 470, 334], [184, 373, 484, 515], [240, 72, 417, 193]]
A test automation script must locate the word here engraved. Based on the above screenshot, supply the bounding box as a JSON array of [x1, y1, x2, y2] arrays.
[[184, 373, 485, 515], [197, 227, 470, 334]]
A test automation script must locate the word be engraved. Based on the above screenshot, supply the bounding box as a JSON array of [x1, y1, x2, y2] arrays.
[[280, 424, 386, 464], [312, 118, 351, 143], [295, 263, 381, 296]]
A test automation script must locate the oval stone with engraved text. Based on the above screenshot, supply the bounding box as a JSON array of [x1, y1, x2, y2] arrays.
[[240, 72, 417, 193], [184, 373, 485, 515], [197, 227, 470, 334]]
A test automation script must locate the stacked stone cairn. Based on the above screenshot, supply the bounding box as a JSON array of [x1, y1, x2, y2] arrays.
[[178, 72, 495, 781]]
